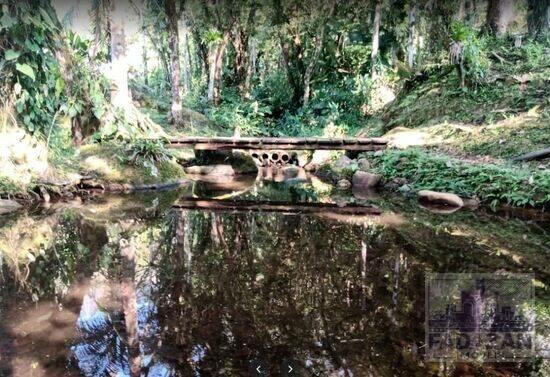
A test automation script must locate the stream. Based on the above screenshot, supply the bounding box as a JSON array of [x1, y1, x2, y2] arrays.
[[0, 174, 549, 376]]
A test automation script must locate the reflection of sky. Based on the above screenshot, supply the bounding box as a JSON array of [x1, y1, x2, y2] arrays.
[[72, 294, 130, 376], [72, 281, 176, 377]]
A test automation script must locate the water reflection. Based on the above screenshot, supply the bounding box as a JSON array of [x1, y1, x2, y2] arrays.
[[0, 189, 548, 376]]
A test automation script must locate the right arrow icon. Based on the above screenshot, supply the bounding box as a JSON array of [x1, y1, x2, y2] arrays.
[[288, 365, 293, 373]]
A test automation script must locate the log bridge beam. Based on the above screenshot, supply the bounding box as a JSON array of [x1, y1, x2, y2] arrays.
[[173, 198, 381, 215], [165, 136, 388, 151]]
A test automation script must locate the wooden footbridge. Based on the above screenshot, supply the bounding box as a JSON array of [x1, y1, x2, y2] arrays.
[[165, 136, 387, 151]]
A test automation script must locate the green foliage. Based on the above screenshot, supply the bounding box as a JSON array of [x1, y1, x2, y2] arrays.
[[194, 90, 272, 136], [124, 138, 173, 176], [372, 149, 550, 209], [1, 1, 63, 133], [450, 21, 490, 85], [60, 32, 110, 121]]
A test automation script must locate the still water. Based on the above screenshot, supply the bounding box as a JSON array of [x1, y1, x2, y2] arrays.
[[0, 177, 549, 376]]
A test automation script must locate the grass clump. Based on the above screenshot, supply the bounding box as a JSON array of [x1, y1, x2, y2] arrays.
[[371, 148, 550, 209], [79, 141, 185, 185]]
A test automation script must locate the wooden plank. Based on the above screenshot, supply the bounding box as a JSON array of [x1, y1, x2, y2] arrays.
[[163, 136, 388, 151], [173, 198, 381, 215]]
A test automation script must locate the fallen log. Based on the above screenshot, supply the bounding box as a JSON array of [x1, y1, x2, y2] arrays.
[[173, 198, 381, 215], [511, 147, 550, 162]]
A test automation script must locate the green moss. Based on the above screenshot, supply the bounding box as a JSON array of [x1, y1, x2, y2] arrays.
[[371, 148, 550, 208], [79, 142, 186, 185]]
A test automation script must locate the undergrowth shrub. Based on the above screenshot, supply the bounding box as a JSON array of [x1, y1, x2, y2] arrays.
[[372, 149, 550, 209]]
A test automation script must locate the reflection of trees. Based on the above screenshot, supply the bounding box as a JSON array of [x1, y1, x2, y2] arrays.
[[151, 210, 427, 375], [0, 196, 548, 376]]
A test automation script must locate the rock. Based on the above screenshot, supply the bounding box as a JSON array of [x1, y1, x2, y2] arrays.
[[352, 171, 382, 189], [231, 150, 258, 174], [282, 165, 300, 179], [417, 190, 464, 208], [303, 163, 317, 172], [194, 150, 257, 174], [352, 186, 379, 200], [357, 158, 371, 171], [309, 150, 333, 166], [331, 155, 353, 172], [336, 179, 352, 190], [184, 165, 235, 176], [398, 184, 412, 194], [0, 199, 23, 215]]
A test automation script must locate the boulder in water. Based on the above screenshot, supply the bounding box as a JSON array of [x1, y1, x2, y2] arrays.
[[185, 165, 235, 176], [418, 190, 464, 208]]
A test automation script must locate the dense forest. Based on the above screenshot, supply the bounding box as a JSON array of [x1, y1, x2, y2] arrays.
[[0, 0, 549, 209]]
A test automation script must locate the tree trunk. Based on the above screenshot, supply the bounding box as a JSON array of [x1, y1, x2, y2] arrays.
[[371, 1, 382, 80], [407, 1, 416, 68], [244, 38, 257, 98], [486, 0, 514, 36], [165, 0, 182, 124], [302, 3, 335, 107], [280, 34, 305, 105], [181, 19, 191, 94], [110, 0, 131, 108], [527, 0, 550, 38], [207, 33, 229, 106], [232, 29, 248, 92], [142, 43, 148, 86]]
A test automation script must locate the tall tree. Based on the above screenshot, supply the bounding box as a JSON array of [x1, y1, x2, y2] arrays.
[[165, 0, 182, 123], [371, 0, 381, 79], [302, 1, 335, 106], [231, 2, 257, 97], [407, 0, 416, 69], [527, 0, 550, 38], [486, 0, 514, 36], [110, 0, 131, 108]]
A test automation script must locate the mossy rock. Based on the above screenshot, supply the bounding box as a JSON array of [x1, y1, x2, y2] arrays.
[[193, 150, 258, 174], [79, 143, 186, 185]]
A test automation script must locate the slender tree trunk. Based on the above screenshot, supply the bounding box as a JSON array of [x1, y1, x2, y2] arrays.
[[119, 238, 140, 377], [207, 34, 229, 106], [302, 3, 334, 107], [110, 0, 131, 108], [244, 38, 257, 98], [527, 0, 550, 38], [280, 33, 305, 105], [181, 19, 191, 94], [486, 0, 514, 36], [142, 43, 148, 86], [407, 1, 416, 68], [371, 1, 381, 80], [165, 0, 182, 124], [192, 30, 209, 78]]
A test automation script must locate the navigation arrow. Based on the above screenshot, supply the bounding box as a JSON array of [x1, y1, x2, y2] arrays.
[[288, 365, 293, 373], [256, 365, 262, 373]]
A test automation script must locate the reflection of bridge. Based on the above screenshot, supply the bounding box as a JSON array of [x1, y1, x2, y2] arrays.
[[173, 198, 381, 215], [165, 136, 388, 151]]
